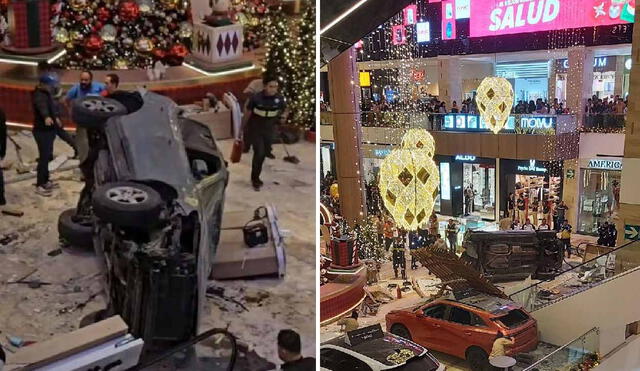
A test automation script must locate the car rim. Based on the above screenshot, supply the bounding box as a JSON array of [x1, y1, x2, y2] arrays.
[[106, 186, 149, 205], [83, 99, 118, 113]]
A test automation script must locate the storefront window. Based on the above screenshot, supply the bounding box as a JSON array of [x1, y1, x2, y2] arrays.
[[513, 174, 561, 226], [578, 169, 621, 235], [463, 163, 495, 220]]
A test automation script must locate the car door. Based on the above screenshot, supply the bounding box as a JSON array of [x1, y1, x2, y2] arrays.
[[416, 303, 449, 353], [442, 305, 495, 359]]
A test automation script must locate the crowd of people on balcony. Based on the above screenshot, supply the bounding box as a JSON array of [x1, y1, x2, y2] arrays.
[[512, 98, 570, 115], [585, 94, 627, 115]]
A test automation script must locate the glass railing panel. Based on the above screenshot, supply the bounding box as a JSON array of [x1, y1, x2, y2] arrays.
[[509, 240, 640, 312], [522, 327, 600, 371]]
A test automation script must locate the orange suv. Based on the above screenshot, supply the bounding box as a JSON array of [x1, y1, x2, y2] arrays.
[[385, 292, 538, 370]]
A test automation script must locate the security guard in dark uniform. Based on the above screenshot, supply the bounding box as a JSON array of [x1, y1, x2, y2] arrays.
[[392, 236, 407, 280], [242, 76, 288, 190]]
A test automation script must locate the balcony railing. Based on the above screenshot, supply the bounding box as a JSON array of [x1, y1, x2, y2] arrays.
[[321, 111, 626, 134], [509, 239, 640, 312], [522, 327, 600, 371]]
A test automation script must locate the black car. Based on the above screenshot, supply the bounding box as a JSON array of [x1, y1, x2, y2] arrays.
[[461, 229, 563, 281], [58, 91, 228, 350]]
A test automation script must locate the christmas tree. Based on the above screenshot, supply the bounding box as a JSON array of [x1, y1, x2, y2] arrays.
[[232, 0, 271, 51], [50, 0, 193, 70], [288, 5, 315, 128], [357, 216, 385, 262], [262, 6, 294, 100], [262, 4, 315, 128]]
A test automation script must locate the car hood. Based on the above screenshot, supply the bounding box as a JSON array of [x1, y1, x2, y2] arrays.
[[105, 91, 195, 204]]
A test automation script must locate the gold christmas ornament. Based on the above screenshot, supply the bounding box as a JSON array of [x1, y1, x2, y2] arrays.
[[134, 37, 154, 53], [475, 77, 514, 134], [54, 28, 69, 44], [379, 129, 440, 231], [69, 0, 88, 11]]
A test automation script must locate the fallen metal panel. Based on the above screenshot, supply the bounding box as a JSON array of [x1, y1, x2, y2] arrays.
[[411, 246, 508, 299]]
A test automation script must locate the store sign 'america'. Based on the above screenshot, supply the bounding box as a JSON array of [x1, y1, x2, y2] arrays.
[[588, 159, 623, 170], [470, 0, 633, 38]]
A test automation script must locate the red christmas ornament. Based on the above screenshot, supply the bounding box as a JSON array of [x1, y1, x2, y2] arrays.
[[119, 1, 140, 22], [152, 48, 166, 60], [84, 33, 104, 55], [96, 7, 111, 22], [169, 43, 188, 58], [168, 22, 178, 31], [93, 21, 104, 32]]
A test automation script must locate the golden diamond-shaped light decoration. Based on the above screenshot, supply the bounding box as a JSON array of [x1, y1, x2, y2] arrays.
[[379, 129, 440, 231], [476, 77, 514, 134]]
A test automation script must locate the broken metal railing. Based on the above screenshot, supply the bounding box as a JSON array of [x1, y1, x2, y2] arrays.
[[522, 327, 599, 371], [509, 239, 640, 312]]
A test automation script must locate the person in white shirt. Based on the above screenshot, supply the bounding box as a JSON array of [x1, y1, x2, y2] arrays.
[[522, 218, 535, 231], [537, 219, 550, 230]]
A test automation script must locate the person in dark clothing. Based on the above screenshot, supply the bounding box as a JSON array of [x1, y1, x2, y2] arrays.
[[0, 108, 6, 208], [242, 75, 288, 191], [607, 223, 618, 247], [37, 62, 77, 158], [507, 192, 515, 219], [392, 236, 407, 279], [277, 329, 315, 371], [597, 222, 609, 246], [32, 76, 62, 197]]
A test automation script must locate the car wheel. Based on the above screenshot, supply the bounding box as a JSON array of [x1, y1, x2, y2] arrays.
[[58, 208, 93, 249], [390, 324, 412, 341], [92, 182, 164, 229], [466, 347, 490, 371], [72, 96, 127, 129]]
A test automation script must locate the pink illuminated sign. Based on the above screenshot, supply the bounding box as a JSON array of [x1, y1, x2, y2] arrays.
[[404, 5, 418, 25], [442, 1, 457, 40], [392, 25, 407, 45], [470, 0, 634, 38]]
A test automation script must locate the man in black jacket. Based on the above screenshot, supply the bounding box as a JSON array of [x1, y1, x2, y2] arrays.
[[242, 75, 288, 191], [277, 330, 315, 370], [32, 75, 60, 197]]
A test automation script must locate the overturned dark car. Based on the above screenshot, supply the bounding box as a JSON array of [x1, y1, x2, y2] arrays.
[[461, 230, 564, 281], [57, 91, 228, 350]]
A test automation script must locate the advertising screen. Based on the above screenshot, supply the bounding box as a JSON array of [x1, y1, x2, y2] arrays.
[[416, 22, 431, 43], [469, 0, 634, 38], [442, 1, 457, 40]]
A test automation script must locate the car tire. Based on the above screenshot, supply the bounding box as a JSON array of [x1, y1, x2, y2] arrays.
[[390, 324, 412, 341], [466, 347, 490, 371], [58, 208, 93, 248], [72, 96, 127, 129], [92, 182, 164, 229]]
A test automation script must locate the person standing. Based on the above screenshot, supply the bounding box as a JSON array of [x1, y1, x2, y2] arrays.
[[607, 223, 618, 247], [64, 70, 106, 164], [597, 222, 610, 246], [391, 236, 407, 280], [429, 212, 439, 236], [446, 219, 458, 254], [555, 201, 569, 231], [277, 329, 315, 370], [507, 192, 515, 220], [37, 62, 77, 158], [516, 194, 526, 224], [242, 75, 288, 191], [32, 76, 62, 196], [464, 186, 475, 216], [560, 220, 573, 258], [383, 217, 395, 252]]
